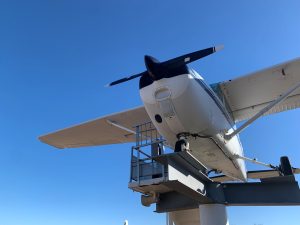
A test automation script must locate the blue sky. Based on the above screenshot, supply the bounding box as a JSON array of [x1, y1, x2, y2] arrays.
[[0, 1, 300, 224]]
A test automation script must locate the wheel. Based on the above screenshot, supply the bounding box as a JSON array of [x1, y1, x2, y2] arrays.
[[175, 139, 188, 152], [280, 156, 293, 176]]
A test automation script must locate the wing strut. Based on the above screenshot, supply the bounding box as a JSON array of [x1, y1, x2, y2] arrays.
[[233, 154, 277, 169], [106, 120, 136, 134], [224, 81, 300, 140]]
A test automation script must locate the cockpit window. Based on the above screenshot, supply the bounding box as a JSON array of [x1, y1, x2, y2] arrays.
[[189, 68, 232, 115], [189, 68, 203, 79], [210, 83, 232, 113]]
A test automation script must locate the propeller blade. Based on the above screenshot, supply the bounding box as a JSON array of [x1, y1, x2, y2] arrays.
[[107, 45, 223, 87], [106, 72, 146, 87], [162, 45, 224, 68]]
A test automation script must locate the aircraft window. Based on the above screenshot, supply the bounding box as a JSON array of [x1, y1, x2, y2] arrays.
[[210, 83, 222, 100], [190, 69, 232, 115], [189, 68, 195, 77], [210, 83, 232, 113], [189, 68, 202, 79]]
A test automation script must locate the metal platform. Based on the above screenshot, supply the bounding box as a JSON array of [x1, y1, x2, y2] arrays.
[[128, 122, 300, 212]]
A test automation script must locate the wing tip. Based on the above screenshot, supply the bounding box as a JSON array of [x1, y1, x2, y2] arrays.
[[38, 135, 65, 149]]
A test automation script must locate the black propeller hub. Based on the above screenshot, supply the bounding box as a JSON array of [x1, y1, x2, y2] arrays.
[[144, 55, 164, 81]]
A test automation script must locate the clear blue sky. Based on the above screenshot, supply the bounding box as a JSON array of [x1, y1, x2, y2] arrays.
[[0, 1, 300, 225]]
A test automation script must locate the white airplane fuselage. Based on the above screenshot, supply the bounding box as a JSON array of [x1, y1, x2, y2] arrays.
[[140, 70, 247, 181]]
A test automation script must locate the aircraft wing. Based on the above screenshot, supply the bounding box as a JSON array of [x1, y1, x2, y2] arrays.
[[219, 57, 300, 122], [39, 106, 152, 149]]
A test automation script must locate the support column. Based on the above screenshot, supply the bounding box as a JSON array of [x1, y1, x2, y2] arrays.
[[199, 204, 229, 225], [167, 208, 200, 225], [166, 204, 229, 225]]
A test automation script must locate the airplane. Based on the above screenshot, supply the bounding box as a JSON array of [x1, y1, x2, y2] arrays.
[[39, 45, 300, 183]]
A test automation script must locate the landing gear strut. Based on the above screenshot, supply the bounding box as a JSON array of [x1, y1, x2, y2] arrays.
[[175, 134, 189, 152], [279, 156, 293, 176]]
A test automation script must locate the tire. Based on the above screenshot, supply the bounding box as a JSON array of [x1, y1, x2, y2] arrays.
[[280, 156, 293, 176], [175, 139, 187, 152]]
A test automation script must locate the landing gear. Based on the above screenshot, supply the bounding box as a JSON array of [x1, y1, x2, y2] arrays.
[[175, 135, 189, 152], [279, 156, 293, 176], [175, 139, 187, 152]]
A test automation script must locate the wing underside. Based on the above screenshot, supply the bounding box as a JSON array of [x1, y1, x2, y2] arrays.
[[218, 58, 300, 122], [39, 106, 153, 149]]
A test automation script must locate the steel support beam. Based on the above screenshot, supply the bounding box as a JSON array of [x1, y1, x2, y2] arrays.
[[156, 178, 300, 212], [223, 178, 300, 206]]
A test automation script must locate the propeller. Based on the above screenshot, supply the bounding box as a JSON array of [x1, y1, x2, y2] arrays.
[[105, 72, 146, 87], [106, 45, 223, 87]]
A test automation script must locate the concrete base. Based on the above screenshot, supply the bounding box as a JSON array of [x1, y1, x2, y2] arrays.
[[167, 204, 229, 225]]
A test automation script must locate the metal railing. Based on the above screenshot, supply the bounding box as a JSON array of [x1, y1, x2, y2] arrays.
[[129, 122, 167, 184], [135, 121, 162, 147]]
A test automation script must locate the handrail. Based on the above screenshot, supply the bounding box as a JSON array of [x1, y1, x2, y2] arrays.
[[129, 121, 167, 183]]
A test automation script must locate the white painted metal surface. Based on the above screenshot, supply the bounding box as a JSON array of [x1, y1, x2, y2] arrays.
[[39, 106, 151, 148], [220, 57, 300, 122], [225, 79, 300, 140], [140, 72, 246, 180]]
